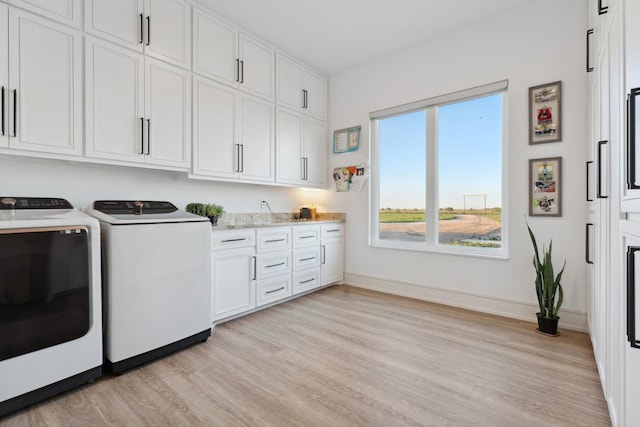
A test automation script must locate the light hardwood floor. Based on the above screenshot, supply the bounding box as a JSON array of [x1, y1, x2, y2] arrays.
[[2, 285, 610, 426]]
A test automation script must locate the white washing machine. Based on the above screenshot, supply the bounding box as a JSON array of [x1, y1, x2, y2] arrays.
[[0, 197, 102, 417], [86, 200, 211, 374]]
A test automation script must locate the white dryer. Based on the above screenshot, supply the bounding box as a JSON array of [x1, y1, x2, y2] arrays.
[[86, 200, 211, 374], [0, 197, 102, 417]]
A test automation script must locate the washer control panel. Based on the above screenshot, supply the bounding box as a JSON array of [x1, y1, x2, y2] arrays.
[[93, 200, 178, 215], [0, 197, 73, 210]]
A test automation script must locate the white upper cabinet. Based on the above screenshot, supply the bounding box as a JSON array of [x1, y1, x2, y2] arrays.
[[3, 7, 82, 156], [192, 76, 238, 178], [193, 8, 238, 86], [239, 34, 274, 101], [8, 0, 81, 28], [144, 57, 190, 168], [192, 7, 274, 101], [85, 37, 190, 168], [85, 0, 191, 69], [276, 107, 327, 188], [192, 75, 274, 183], [276, 53, 327, 120]]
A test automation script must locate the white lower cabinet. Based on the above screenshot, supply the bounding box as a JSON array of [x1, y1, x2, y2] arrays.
[[212, 223, 342, 323], [211, 230, 256, 322], [321, 223, 344, 286]]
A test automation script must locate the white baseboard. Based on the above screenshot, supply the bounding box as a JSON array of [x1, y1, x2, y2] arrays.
[[343, 273, 588, 332]]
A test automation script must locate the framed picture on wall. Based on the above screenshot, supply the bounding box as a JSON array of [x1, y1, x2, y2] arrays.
[[529, 81, 562, 144], [529, 157, 562, 217]]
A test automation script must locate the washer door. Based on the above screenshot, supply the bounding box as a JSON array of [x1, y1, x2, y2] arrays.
[[0, 226, 90, 361]]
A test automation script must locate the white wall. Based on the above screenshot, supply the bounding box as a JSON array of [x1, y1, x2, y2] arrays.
[[0, 156, 305, 213], [325, 0, 589, 329]]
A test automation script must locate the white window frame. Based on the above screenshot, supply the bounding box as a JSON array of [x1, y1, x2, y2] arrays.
[[369, 80, 509, 259]]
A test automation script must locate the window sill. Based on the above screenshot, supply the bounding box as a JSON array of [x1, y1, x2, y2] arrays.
[[370, 238, 509, 260]]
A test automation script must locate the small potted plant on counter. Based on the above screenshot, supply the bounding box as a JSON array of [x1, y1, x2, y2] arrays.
[[527, 222, 565, 336], [185, 202, 225, 225]]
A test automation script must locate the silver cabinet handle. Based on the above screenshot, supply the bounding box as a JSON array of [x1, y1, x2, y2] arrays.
[[265, 286, 285, 294], [265, 238, 286, 243], [139, 117, 144, 154], [322, 245, 326, 264], [300, 278, 315, 284], [221, 237, 248, 243], [266, 262, 285, 268], [300, 257, 315, 262], [12, 89, 16, 137], [146, 118, 151, 155], [252, 256, 257, 280]]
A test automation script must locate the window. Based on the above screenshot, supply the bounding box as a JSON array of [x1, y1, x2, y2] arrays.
[[371, 81, 507, 257]]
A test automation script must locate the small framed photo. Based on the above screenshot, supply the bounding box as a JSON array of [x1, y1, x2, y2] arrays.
[[529, 81, 562, 144], [333, 126, 361, 153], [529, 157, 562, 217]]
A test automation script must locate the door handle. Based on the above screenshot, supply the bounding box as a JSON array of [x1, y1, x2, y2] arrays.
[[12, 89, 16, 137], [585, 223, 594, 264], [239, 144, 244, 172], [252, 256, 257, 280], [586, 161, 594, 202], [139, 117, 144, 154], [146, 16, 150, 46], [265, 287, 285, 295], [236, 59, 240, 82], [139, 13, 144, 44], [626, 246, 640, 349], [586, 29, 594, 72], [597, 140, 608, 198], [598, 0, 608, 15], [1, 86, 4, 136], [146, 118, 151, 155], [321, 245, 326, 264], [628, 89, 640, 189]]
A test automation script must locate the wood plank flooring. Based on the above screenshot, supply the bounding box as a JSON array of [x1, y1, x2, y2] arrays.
[[1, 285, 610, 426]]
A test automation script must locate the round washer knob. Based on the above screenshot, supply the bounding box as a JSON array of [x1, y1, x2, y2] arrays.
[[1, 197, 16, 208], [133, 201, 144, 215]]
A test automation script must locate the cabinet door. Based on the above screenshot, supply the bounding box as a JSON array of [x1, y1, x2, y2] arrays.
[[145, 58, 190, 168], [239, 33, 274, 101], [238, 94, 275, 182], [276, 107, 304, 185], [144, 0, 190, 69], [8, 9, 82, 156], [0, 4, 7, 148], [255, 274, 292, 307], [321, 237, 343, 286], [193, 8, 238, 86], [305, 71, 327, 120], [85, 37, 145, 163], [8, 0, 81, 28], [276, 53, 304, 110], [192, 76, 238, 178], [212, 246, 256, 322], [292, 269, 320, 295], [304, 117, 327, 188], [85, 0, 144, 51]]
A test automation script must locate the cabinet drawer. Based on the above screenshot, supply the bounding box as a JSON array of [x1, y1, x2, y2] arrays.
[[292, 225, 320, 248], [212, 229, 255, 250], [255, 251, 291, 279], [255, 274, 292, 307], [292, 269, 320, 295], [293, 247, 320, 271], [320, 223, 343, 238], [256, 227, 292, 253]]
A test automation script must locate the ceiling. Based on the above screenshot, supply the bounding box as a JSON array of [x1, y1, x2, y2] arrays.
[[192, 0, 531, 76]]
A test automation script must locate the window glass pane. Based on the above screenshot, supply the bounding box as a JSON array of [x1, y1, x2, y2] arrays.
[[378, 110, 426, 242], [437, 94, 502, 248]]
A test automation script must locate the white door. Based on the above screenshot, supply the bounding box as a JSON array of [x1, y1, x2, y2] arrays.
[[305, 71, 327, 120], [276, 54, 303, 110], [239, 33, 274, 101], [8, 0, 81, 28], [193, 8, 238, 86], [212, 247, 256, 321], [145, 58, 190, 168], [85, 37, 145, 163], [238, 94, 274, 182], [192, 76, 238, 178], [85, 0, 144, 51], [304, 117, 327, 188], [144, 0, 191, 69], [321, 237, 343, 286], [622, 225, 640, 427], [8, 9, 82, 156], [276, 107, 303, 185], [0, 4, 8, 148]]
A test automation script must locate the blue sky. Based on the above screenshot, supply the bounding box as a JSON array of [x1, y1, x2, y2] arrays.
[[379, 93, 503, 209]]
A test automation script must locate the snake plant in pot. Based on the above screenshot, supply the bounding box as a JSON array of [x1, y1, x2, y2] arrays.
[[527, 223, 565, 336]]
